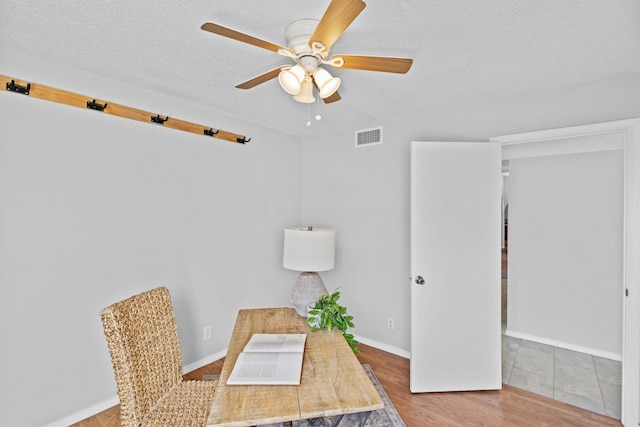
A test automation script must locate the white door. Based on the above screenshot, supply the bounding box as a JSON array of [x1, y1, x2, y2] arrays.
[[410, 141, 502, 392]]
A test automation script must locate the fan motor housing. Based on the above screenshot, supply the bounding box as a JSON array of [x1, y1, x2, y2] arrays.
[[285, 19, 318, 55]]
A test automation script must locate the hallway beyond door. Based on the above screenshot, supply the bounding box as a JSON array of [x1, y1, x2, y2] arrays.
[[502, 268, 621, 419]]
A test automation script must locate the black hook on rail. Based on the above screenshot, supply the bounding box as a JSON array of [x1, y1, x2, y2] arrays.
[[6, 80, 30, 95], [151, 114, 169, 125], [87, 99, 107, 112]]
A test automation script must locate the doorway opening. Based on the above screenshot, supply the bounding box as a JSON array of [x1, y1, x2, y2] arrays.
[[499, 156, 622, 419]]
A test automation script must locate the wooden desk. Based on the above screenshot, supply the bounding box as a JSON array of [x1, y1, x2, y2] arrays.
[[206, 307, 384, 426]]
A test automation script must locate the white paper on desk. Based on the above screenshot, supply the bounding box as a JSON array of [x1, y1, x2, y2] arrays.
[[226, 352, 304, 385], [226, 334, 306, 385], [243, 333, 306, 353]]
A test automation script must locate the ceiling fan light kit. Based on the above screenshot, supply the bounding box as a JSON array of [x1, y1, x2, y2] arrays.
[[278, 65, 306, 95], [293, 77, 316, 104], [201, 0, 413, 107], [313, 68, 341, 99]]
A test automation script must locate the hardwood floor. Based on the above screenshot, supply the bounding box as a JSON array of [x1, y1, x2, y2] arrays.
[[357, 345, 621, 426], [74, 344, 621, 427]]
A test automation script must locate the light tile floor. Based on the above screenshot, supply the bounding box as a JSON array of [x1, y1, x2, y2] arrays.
[[501, 280, 622, 419]]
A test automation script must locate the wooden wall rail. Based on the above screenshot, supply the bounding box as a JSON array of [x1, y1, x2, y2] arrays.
[[1, 74, 250, 144]]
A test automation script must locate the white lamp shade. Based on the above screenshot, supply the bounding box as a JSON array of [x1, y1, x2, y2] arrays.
[[313, 68, 341, 98], [293, 78, 316, 103], [283, 227, 336, 272], [278, 65, 305, 95]]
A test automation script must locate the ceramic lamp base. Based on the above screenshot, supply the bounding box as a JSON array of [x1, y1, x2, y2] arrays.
[[291, 272, 329, 317]]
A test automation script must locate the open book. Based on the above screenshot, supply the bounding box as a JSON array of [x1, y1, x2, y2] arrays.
[[226, 333, 307, 385]]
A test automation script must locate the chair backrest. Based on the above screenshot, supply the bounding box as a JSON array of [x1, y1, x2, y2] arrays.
[[101, 287, 183, 427]]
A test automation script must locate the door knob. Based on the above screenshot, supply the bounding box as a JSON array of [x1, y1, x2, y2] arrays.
[[415, 276, 425, 285]]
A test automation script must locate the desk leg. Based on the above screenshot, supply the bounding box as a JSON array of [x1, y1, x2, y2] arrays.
[[257, 411, 373, 427], [295, 411, 373, 426]]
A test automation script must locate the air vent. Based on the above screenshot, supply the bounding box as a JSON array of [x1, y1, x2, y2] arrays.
[[355, 126, 383, 147]]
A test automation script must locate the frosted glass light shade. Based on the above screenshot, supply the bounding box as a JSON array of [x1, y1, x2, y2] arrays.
[[283, 227, 336, 272], [313, 68, 341, 98], [293, 78, 316, 103], [278, 65, 305, 95]]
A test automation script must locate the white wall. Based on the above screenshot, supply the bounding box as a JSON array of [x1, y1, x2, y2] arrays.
[[0, 54, 302, 426], [503, 175, 510, 209], [300, 131, 411, 351], [1, 50, 639, 425], [299, 72, 640, 355], [507, 150, 624, 358]]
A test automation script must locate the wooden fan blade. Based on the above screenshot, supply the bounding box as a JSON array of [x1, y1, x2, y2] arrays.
[[330, 55, 413, 73], [310, 0, 366, 51], [201, 22, 293, 56], [322, 90, 342, 103], [235, 67, 285, 89]]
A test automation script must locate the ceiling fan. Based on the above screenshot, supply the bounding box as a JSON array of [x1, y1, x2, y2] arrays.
[[201, 0, 413, 104]]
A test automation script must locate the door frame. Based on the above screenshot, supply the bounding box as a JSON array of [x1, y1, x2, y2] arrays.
[[491, 118, 640, 426]]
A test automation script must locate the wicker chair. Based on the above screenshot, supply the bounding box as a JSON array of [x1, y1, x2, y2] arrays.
[[100, 286, 217, 427]]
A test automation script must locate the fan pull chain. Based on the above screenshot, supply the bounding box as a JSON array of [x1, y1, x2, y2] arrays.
[[306, 103, 311, 127], [315, 96, 322, 121]]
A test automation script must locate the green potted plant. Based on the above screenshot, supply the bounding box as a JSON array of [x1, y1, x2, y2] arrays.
[[307, 290, 360, 353]]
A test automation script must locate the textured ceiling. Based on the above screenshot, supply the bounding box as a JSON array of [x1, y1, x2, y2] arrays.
[[1, 0, 639, 137]]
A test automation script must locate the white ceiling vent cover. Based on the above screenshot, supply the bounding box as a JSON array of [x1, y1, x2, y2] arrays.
[[355, 126, 383, 147]]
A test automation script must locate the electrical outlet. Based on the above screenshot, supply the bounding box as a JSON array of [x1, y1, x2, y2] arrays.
[[387, 317, 394, 330], [203, 325, 212, 340]]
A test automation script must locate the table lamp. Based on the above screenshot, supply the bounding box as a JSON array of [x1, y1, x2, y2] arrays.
[[283, 226, 336, 317]]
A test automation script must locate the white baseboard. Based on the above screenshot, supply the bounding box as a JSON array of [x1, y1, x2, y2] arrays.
[[46, 349, 228, 427], [44, 396, 119, 427], [355, 335, 411, 359], [49, 338, 407, 426], [505, 329, 622, 361], [182, 348, 228, 374]]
